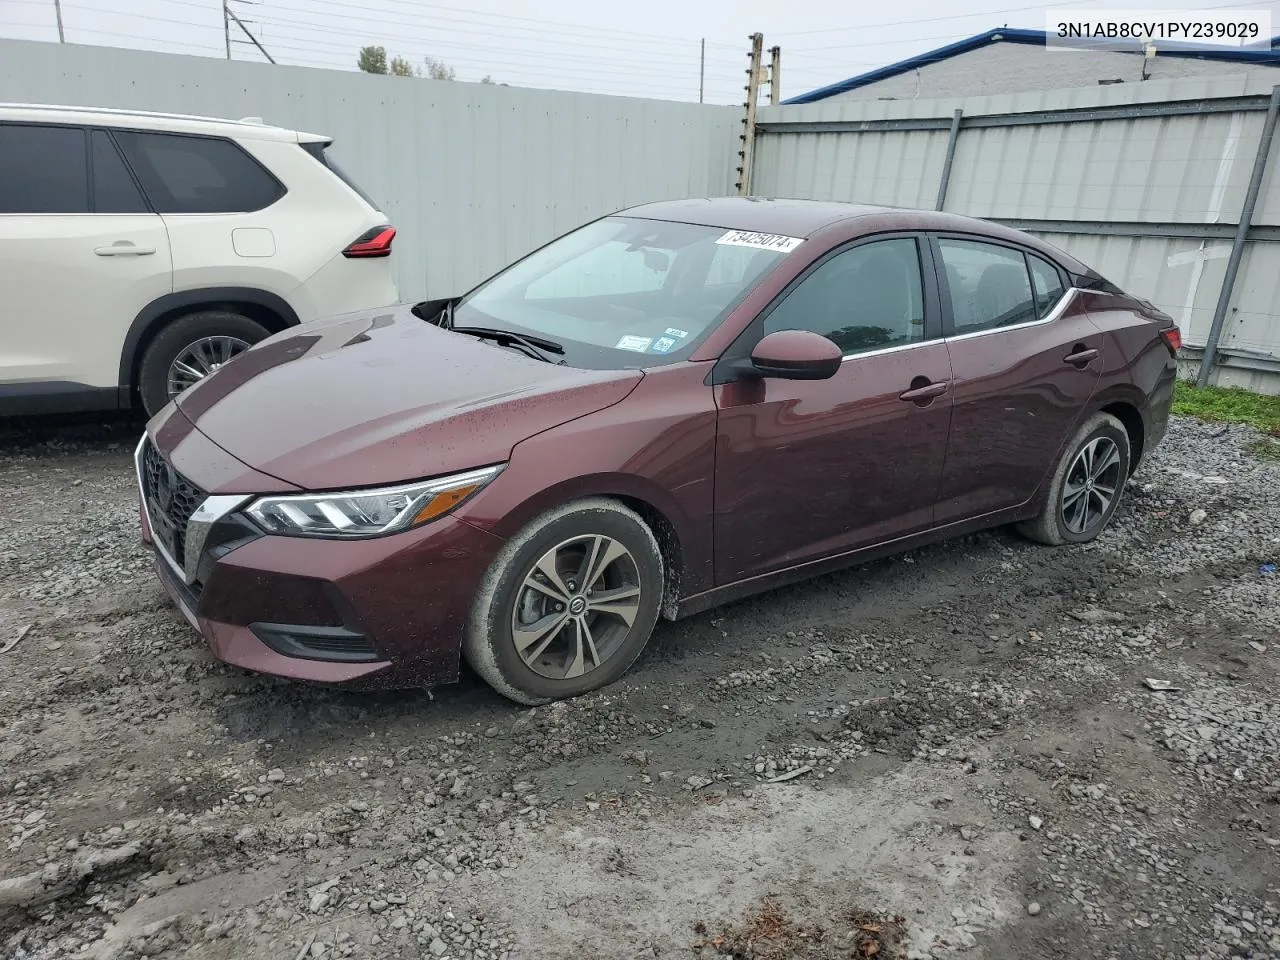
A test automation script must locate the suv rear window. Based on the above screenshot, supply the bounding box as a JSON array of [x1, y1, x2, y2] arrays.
[[301, 141, 379, 209], [114, 130, 285, 214]]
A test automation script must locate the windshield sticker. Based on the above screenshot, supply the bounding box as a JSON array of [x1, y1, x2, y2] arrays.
[[714, 230, 804, 253], [664, 327, 689, 339], [650, 336, 679, 354], [614, 335, 653, 352]]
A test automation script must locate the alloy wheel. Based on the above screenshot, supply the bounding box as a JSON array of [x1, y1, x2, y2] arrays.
[[510, 534, 643, 680], [166, 336, 251, 398], [1061, 436, 1122, 535]]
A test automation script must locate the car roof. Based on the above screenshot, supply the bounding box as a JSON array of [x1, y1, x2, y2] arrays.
[[621, 197, 894, 237], [0, 102, 329, 143], [620, 196, 1097, 277]]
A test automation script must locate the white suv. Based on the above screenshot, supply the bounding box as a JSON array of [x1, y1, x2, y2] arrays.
[[0, 104, 400, 416]]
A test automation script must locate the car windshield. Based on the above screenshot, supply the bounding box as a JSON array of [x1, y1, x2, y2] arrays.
[[451, 216, 795, 367]]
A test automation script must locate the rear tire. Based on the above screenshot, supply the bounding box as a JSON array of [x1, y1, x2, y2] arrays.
[[463, 499, 664, 705], [138, 310, 270, 415], [1017, 411, 1130, 546]]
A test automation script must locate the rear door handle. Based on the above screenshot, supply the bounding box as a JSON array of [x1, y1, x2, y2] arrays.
[[899, 380, 949, 402], [1064, 347, 1098, 366], [95, 241, 156, 257]]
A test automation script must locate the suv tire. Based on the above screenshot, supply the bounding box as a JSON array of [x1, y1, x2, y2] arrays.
[[138, 311, 271, 415]]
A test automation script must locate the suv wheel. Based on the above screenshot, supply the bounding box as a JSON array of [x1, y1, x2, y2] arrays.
[[138, 311, 271, 415], [463, 499, 664, 705]]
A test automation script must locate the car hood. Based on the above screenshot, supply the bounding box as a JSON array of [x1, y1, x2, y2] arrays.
[[175, 305, 643, 490]]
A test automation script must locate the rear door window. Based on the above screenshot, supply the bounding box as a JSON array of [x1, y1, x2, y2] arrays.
[[114, 130, 284, 213], [0, 123, 89, 214], [937, 238, 1037, 335]]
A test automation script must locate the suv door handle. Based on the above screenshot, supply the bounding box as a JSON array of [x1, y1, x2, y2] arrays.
[[899, 379, 949, 403], [1064, 347, 1098, 367], [95, 241, 156, 257]]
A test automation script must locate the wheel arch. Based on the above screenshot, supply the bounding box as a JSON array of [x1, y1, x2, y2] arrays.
[[1092, 386, 1147, 474], [119, 288, 301, 402], [475, 473, 693, 621]]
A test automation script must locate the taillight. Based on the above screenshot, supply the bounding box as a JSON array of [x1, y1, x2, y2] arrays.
[[1160, 326, 1182, 354], [343, 225, 395, 258]]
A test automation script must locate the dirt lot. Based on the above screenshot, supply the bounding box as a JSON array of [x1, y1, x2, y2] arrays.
[[1, 412, 1278, 960]]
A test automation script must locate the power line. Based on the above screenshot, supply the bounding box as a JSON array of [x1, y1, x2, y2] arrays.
[[42, 0, 745, 73], [772, 0, 1099, 38]]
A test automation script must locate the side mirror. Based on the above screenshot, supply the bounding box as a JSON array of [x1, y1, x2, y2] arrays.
[[748, 330, 843, 380]]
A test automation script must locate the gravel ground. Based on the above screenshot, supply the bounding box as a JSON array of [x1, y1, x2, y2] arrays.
[[1, 412, 1278, 960]]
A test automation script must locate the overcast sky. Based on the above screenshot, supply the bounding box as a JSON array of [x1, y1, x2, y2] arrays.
[[1, 0, 1277, 103]]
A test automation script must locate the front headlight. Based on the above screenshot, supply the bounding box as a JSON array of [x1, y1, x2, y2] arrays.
[[244, 465, 502, 538]]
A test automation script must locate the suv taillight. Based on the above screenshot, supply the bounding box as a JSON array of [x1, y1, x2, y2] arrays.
[[343, 226, 395, 258], [1160, 326, 1182, 354]]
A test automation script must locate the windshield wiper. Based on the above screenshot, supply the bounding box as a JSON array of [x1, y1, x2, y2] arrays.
[[451, 325, 565, 363]]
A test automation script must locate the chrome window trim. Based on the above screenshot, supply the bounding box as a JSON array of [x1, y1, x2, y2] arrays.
[[943, 287, 1079, 344], [840, 338, 934, 363]]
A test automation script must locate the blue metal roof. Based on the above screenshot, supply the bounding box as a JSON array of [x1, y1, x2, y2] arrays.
[[784, 27, 1280, 105]]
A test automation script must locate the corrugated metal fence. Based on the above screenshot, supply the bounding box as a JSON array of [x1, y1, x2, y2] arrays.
[[752, 76, 1280, 392], [0, 39, 740, 302], [5, 39, 1280, 391]]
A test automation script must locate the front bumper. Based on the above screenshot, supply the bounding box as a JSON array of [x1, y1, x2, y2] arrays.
[[137, 428, 504, 690]]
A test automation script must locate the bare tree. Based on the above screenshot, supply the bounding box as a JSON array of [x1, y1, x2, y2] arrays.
[[423, 57, 456, 81]]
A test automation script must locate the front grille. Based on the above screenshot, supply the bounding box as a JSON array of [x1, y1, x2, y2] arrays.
[[141, 439, 207, 566]]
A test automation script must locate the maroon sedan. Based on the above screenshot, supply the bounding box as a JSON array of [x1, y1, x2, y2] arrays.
[[137, 198, 1178, 704]]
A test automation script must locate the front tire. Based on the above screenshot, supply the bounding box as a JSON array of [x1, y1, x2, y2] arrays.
[[138, 311, 270, 415], [463, 499, 664, 705], [1017, 411, 1131, 545]]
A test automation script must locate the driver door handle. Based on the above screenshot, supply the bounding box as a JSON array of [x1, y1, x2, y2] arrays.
[[899, 380, 949, 402]]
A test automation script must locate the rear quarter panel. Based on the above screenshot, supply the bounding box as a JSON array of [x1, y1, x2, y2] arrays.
[[1081, 291, 1177, 465]]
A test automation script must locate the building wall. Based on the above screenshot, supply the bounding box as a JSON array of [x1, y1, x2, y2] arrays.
[[819, 42, 1280, 101], [0, 39, 741, 301]]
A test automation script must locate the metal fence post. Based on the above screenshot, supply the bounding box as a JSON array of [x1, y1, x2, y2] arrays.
[[935, 108, 964, 211], [1197, 84, 1280, 387]]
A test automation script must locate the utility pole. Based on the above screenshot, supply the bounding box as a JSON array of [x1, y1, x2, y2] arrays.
[[768, 45, 781, 105], [736, 32, 764, 196], [223, 1, 231, 59], [225, 1, 276, 64], [699, 38, 705, 104], [53, 0, 64, 42]]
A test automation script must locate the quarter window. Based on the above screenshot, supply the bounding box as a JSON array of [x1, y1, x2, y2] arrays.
[[114, 131, 284, 213], [1028, 253, 1067, 318], [0, 123, 89, 214], [937, 239, 1037, 335], [763, 238, 926, 356]]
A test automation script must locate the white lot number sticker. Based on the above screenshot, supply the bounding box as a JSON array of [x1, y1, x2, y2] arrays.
[[614, 335, 653, 352], [714, 230, 804, 253]]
